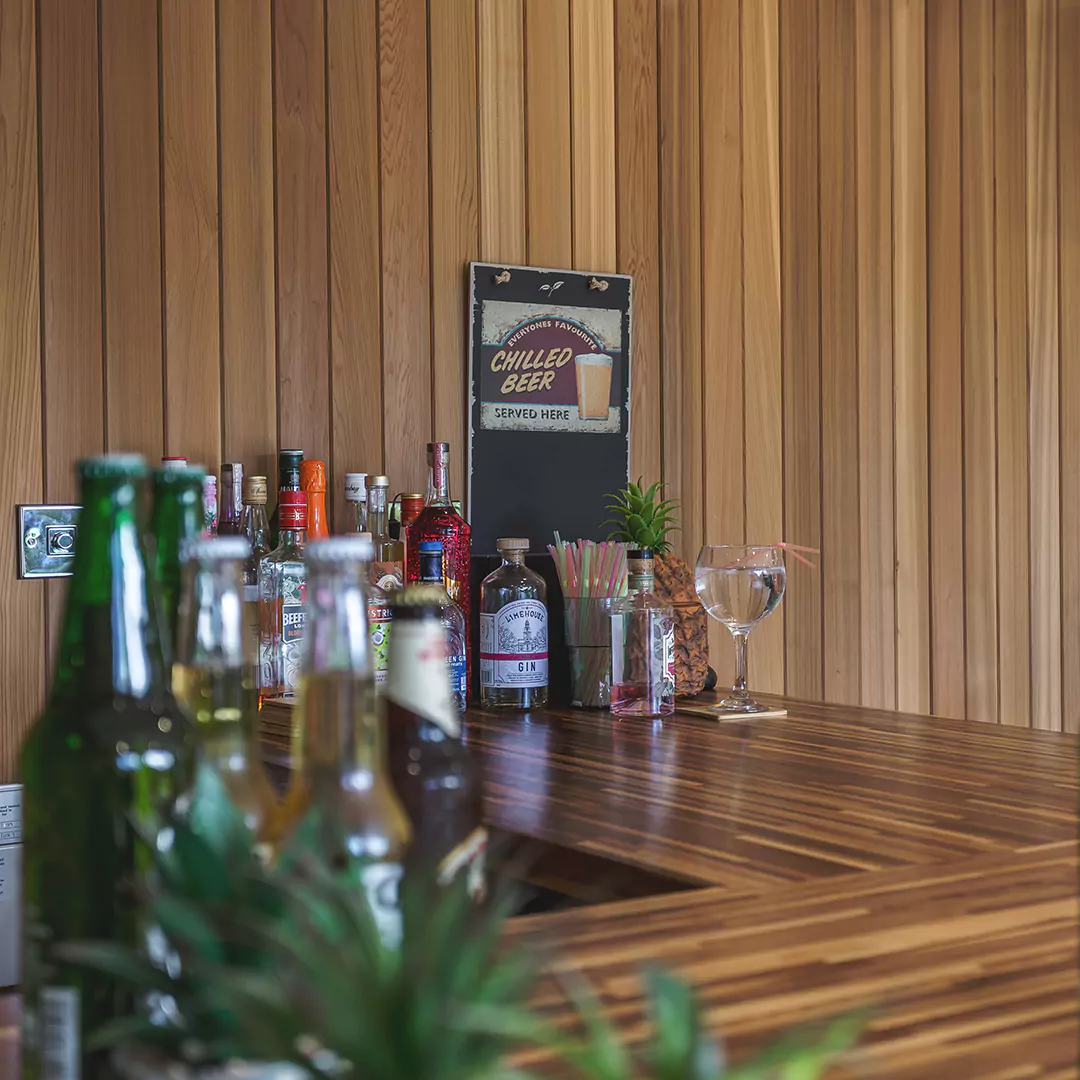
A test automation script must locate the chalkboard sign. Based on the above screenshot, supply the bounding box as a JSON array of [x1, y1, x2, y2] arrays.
[[467, 263, 632, 556]]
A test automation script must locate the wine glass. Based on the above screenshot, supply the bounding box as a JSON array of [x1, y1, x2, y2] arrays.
[[695, 545, 786, 714]]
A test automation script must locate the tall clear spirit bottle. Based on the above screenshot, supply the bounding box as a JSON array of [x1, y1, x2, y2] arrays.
[[479, 538, 548, 710], [258, 489, 307, 700], [417, 541, 468, 714]]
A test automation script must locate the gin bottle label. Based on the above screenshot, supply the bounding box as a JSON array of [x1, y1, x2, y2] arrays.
[[479, 600, 548, 688]]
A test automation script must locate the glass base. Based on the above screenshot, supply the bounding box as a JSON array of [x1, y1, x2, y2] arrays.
[[709, 695, 768, 715]]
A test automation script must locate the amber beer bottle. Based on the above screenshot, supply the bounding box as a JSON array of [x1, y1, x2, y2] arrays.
[[386, 586, 487, 899]]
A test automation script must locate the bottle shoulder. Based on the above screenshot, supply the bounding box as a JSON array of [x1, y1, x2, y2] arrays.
[[611, 589, 673, 615], [481, 562, 546, 599]]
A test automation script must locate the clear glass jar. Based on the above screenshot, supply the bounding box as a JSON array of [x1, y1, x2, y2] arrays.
[[479, 538, 548, 710]]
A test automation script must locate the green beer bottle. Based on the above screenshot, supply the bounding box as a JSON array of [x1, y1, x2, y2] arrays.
[[21, 455, 194, 1080], [149, 463, 205, 654]]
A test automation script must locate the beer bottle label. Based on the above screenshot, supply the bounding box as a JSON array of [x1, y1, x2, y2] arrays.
[[479, 601, 548, 688], [360, 861, 404, 948], [41, 986, 79, 1080], [386, 620, 460, 737]]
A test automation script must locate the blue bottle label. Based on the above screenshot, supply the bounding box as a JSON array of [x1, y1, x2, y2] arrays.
[[448, 654, 468, 703]]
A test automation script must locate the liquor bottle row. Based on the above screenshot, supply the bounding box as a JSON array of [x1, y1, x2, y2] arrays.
[[20, 454, 490, 1079]]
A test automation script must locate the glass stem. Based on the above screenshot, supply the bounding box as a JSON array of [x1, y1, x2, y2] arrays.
[[731, 630, 750, 699]]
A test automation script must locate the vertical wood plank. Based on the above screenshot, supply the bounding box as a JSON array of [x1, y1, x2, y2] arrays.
[[616, 0, 661, 488], [818, 0, 860, 704], [571, 0, 616, 272], [1060, 0, 1080, 733], [525, 0, 572, 268], [275, 0, 329, 467], [328, 0, 382, 521], [892, 0, 930, 713], [659, 0, 702, 571], [926, 0, 965, 719], [162, 0, 221, 472], [741, 0, 784, 693], [1026, 0, 1059, 731], [479, 0, 525, 264], [993, 0, 1030, 727], [220, 0, 277, 481], [855, 0, 895, 709], [379, 0, 430, 494], [0, 0, 44, 778], [780, 0, 822, 699], [700, 0, 744, 684], [429, 0, 478, 503], [961, 0, 999, 723], [100, 0, 163, 460], [40, 0, 104, 657]]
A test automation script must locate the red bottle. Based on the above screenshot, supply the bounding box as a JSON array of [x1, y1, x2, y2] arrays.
[[406, 443, 472, 681]]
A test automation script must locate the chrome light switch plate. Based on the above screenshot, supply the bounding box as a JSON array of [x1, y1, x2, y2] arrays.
[[17, 504, 81, 578]]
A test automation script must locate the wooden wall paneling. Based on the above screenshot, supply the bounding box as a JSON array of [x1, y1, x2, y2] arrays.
[[615, 0, 661, 487], [855, 0, 895, 709], [328, 0, 383, 523], [219, 0, 278, 483], [570, 0, 616, 272], [162, 0, 221, 472], [891, 0, 930, 714], [378, 0, 431, 495], [818, 0, 860, 705], [700, 0, 744, 686], [274, 0, 329, 469], [1060, 0, 1080, 733], [741, 0, 784, 694], [993, 0, 1031, 727], [39, 0, 104, 658], [926, 0, 965, 719], [429, 0, 478, 504], [0, 0, 44, 780], [779, 0, 822, 698], [659, 0, 702, 572], [960, 0, 999, 723], [100, 0, 163, 461], [525, 0, 572, 269], [1025, 0, 1060, 731], [479, 0, 525, 264]]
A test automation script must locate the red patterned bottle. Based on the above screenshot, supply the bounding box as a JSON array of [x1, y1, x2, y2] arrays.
[[405, 442, 471, 685]]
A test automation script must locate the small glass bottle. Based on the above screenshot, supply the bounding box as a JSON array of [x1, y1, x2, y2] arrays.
[[300, 459, 330, 539], [344, 472, 368, 533], [610, 548, 675, 718], [258, 489, 307, 700], [239, 475, 270, 680], [479, 538, 548, 710], [368, 475, 404, 591], [218, 462, 244, 535], [202, 474, 218, 536], [357, 532, 392, 689], [417, 541, 468, 714]]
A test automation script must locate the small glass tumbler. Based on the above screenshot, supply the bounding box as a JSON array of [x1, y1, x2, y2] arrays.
[[563, 597, 615, 707]]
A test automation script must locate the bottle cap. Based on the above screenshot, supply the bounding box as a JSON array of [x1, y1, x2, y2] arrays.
[[278, 489, 307, 529], [305, 535, 374, 565], [153, 463, 205, 485], [496, 537, 530, 551], [389, 584, 445, 620], [344, 473, 367, 501], [181, 536, 251, 563], [419, 540, 444, 553], [627, 547, 652, 560], [278, 449, 304, 461], [427, 442, 451, 455], [370, 475, 390, 488], [221, 462, 243, 479], [161, 456, 188, 468], [299, 459, 326, 492], [203, 474, 217, 494], [243, 475, 268, 504], [80, 454, 148, 479]]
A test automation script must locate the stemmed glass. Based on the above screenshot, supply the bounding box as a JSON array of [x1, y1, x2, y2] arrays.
[[695, 545, 786, 714]]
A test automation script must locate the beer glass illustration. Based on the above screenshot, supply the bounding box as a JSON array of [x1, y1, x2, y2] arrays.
[[574, 353, 613, 420]]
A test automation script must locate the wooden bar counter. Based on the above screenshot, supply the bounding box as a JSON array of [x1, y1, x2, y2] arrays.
[[261, 693, 1080, 1078]]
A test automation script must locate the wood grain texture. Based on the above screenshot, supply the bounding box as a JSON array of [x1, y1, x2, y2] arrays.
[[39, 0, 104, 660], [478, 0, 525, 264], [0, 0, 44, 780], [328, 0, 383, 521], [274, 0, 329, 466], [926, 0, 966, 720], [219, 0, 277, 482], [856, 0, 895, 710], [994, 0, 1031, 729], [1061, 0, 1080, 734], [162, 0, 220, 471], [1026, 0, 1060, 732], [428, 0, 478, 505], [740, 0, 784, 694], [100, 0, 163, 460], [570, 0, 615, 272], [818, 0, 860, 705], [779, 0, 822, 699], [378, 0, 431, 496], [615, 0, 661, 488], [658, 0, 702, 570], [525, 0, 571, 269], [961, 0, 999, 724], [700, 0, 744, 685], [891, 0, 930, 714]]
